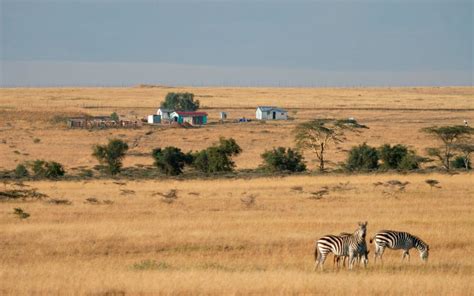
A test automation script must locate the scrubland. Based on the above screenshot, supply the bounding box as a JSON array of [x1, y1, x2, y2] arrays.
[[0, 86, 473, 295]]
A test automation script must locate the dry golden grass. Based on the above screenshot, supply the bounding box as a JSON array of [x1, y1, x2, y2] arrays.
[[0, 173, 473, 295], [0, 86, 473, 170], [0, 87, 473, 294]]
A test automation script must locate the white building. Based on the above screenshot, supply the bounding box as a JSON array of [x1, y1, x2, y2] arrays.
[[256, 106, 288, 120], [157, 108, 174, 121], [147, 114, 161, 124]]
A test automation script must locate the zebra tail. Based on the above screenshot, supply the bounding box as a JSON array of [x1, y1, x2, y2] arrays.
[[369, 237, 374, 243]]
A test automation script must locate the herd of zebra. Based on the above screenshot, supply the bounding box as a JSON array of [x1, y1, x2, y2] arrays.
[[314, 222, 430, 270]]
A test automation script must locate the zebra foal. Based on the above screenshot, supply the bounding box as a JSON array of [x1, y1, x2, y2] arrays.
[[370, 230, 429, 264], [314, 221, 368, 270]]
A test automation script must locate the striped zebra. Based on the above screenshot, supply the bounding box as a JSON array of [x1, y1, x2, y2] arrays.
[[370, 230, 429, 264], [334, 232, 370, 268], [314, 221, 368, 270]]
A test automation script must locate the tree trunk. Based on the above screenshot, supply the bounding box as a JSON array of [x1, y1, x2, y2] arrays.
[[319, 143, 325, 172]]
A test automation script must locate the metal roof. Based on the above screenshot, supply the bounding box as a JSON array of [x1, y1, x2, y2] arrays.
[[257, 106, 288, 113]]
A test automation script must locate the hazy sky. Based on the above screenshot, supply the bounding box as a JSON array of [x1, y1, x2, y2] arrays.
[[1, 0, 472, 87]]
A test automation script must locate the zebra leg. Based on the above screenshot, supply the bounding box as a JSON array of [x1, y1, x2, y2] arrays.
[[402, 250, 409, 262]]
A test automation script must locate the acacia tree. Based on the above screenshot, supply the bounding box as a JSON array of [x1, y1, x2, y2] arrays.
[[452, 143, 474, 170], [421, 125, 473, 170], [92, 139, 129, 175], [294, 119, 368, 172]]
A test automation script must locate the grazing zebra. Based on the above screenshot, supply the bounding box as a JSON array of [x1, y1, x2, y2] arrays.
[[370, 230, 429, 264], [314, 221, 368, 270], [334, 232, 370, 268]]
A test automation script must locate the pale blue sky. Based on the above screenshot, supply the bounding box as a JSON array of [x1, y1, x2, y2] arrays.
[[1, 0, 472, 86]]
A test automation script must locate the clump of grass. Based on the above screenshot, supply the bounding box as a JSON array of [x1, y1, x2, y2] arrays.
[[132, 260, 170, 271], [47, 199, 72, 205], [290, 186, 303, 192], [0, 189, 47, 201], [33, 138, 41, 144], [120, 189, 135, 196], [426, 179, 441, 189], [13, 208, 30, 219], [240, 194, 256, 207]]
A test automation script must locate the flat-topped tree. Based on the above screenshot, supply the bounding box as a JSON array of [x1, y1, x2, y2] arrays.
[[161, 92, 199, 111], [294, 118, 368, 172], [422, 125, 473, 170]]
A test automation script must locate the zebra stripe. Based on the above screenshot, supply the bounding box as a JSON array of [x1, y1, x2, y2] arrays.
[[370, 230, 429, 263], [314, 221, 368, 270]]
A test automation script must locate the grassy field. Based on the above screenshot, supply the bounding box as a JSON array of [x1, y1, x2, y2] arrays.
[[0, 86, 472, 170], [0, 173, 473, 294], [0, 86, 473, 295]]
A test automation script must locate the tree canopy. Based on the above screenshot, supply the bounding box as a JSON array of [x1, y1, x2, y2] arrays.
[[161, 92, 200, 111]]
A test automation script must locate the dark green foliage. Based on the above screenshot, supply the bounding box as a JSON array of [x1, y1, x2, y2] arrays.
[[161, 92, 200, 111], [30, 160, 65, 179], [92, 139, 129, 175], [451, 156, 471, 169], [398, 153, 421, 171], [152, 147, 192, 175], [378, 144, 409, 169], [191, 137, 242, 173], [261, 147, 306, 172], [110, 112, 119, 122], [346, 143, 379, 171], [14, 164, 29, 178]]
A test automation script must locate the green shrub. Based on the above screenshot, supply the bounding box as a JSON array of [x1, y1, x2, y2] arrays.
[[44, 162, 65, 178], [110, 112, 119, 122], [192, 137, 242, 173], [398, 153, 421, 171], [92, 139, 129, 175], [378, 144, 408, 169], [261, 147, 306, 172], [14, 164, 29, 178], [451, 156, 471, 169], [29, 160, 65, 179], [346, 143, 379, 171], [152, 147, 192, 175]]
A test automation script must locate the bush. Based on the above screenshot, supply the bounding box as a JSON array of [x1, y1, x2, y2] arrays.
[[45, 162, 65, 178], [192, 137, 242, 173], [161, 92, 199, 111], [110, 112, 119, 122], [29, 160, 65, 179], [346, 143, 379, 171], [261, 147, 306, 172], [14, 164, 29, 178], [398, 153, 421, 171], [152, 147, 192, 175], [451, 156, 471, 169], [378, 144, 408, 169], [92, 139, 129, 175]]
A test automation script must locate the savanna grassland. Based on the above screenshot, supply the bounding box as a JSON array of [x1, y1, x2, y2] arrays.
[[0, 86, 473, 295]]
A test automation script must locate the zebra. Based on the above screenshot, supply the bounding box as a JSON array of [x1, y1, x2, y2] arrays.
[[334, 232, 370, 268], [314, 221, 368, 270], [370, 230, 429, 264]]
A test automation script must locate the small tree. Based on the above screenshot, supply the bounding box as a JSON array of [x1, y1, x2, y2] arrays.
[[192, 137, 242, 173], [110, 112, 119, 122], [261, 147, 306, 173], [451, 156, 471, 170], [398, 153, 422, 171], [295, 118, 367, 172], [452, 143, 474, 170], [152, 147, 191, 175], [346, 143, 379, 171], [161, 92, 199, 111], [92, 139, 129, 175], [422, 125, 474, 170], [378, 144, 409, 169]]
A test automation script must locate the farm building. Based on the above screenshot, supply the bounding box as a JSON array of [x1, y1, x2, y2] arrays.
[[157, 108, 173, 121], [170, 111, 208, 126], [147, 114, 161, 124], [256, 106, 288, 120]]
